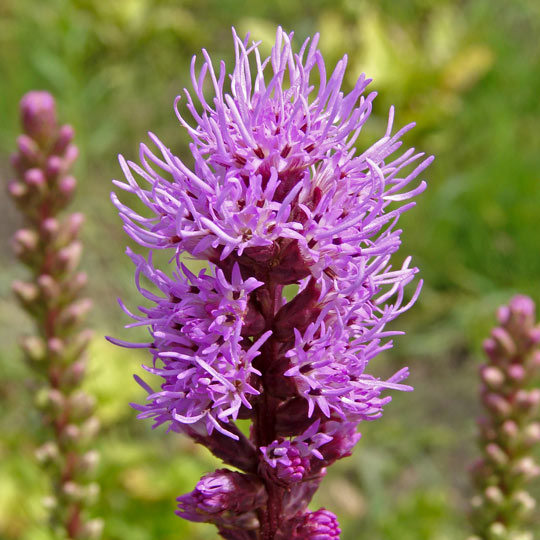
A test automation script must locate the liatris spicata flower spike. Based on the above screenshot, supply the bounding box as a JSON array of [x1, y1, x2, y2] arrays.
[[8, 91, 102, 539], [111, 28, 431, 539], [468, 295, 540, 540]]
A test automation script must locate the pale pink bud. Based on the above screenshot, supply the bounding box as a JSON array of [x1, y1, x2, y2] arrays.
[[58, 175, 76, 198], [483, 393, 512, 417], [523, 422, 540, 446], [491, 327, 516, 357], [52, 124, 74, 154], [507, 363, 526, 382], [37, 274, 60, 301], [12, 280, 39, 305], [512, 456, 540, 481], [47, 338, 65, 361], [485, 443, 508, 466], [484, 485, 504, 505], [17, 134, 40, 163], [19, 335, 47, 363], [57, 241, 83, 273], [41, 217, 60, 240], [480, 365, 505, 389], [12, 228, 39, 256], [7, 179, 28, 200]]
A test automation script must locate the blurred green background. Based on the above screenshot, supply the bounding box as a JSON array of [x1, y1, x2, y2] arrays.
[[1, 0, 540, 538]]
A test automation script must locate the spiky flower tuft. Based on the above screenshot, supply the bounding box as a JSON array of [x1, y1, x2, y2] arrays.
[[111, 27, 431, 539]]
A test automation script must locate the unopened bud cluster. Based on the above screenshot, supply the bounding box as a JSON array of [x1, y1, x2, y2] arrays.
[[8, 91, 101, 539], [468, 295, 540, 540]]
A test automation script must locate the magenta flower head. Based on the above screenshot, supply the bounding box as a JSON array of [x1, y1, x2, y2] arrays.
[[111, 27, 431, 539]]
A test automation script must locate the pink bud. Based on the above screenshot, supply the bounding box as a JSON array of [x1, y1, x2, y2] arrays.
[[485, 443, 508, 466], [7, 180, 28, 200], [48, 337, 64, 357], [12, 280, 39, 304], [12, 229, 39, 260], [17, 134, 40, 163], [512, 456, 540, 481], [484, 485, 504, 505], [52, 124, 74, 154], [480, 365, 505, 389], [58, 175, 76, 197], [57, 241, 83, 273], [19, 335, 47, 363], [491, 327, 516, 357], [483, 392, 512, 417], [46, 155, 62, 179], [20, 91, 57, 144], [507, 363, 526, 382], [24, 168, 47, 190], [501, 420, 519, 440], [37, 274, 60, 301]]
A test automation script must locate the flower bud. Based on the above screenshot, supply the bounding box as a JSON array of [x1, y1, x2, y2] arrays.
[[501, 420, 519, 442], [484, 485, 505, 506], [515, 388, 540, 413], [45, 155, 63, 180], [176, 469, 267, 523], [60, 423, 81, 446], [57, 175, 77, 200], [37, 274, 61, 302], [480, 365, 505, 389], [41, 217, 60, 241], [12, 229, 39, 259], [42, 495, 58, 511], [62, 481, 85, 502], [62, 144, 79, 169], [24, 167, 47, 192], [7, 179, 28, 201], [77, 450, 100, 474], [289, 509, 341, 540], [483, 393, 512, 417], [52, 124, 74, 155], [35, 441, 60, 464], [485, 443, 508, 467], [79, 518, 104, 539], [20, 90, 57, 144], [491, 327, 516, 358], [507, 363, 526, 382], [69, 390, 96, 421], [48, 337, 65, 359], [488, 522, 507, 539], [510, 490, 536, 517], [261, 440, 310, 484], [19, 335, 47, 363], [17, 134, 41, 163], [12, 280, 39, 307], [523, 422, 540, 446], [57, 298, 92, 328], [56, 241, 83, 274], [80, 416, 100, 442], [511, 456, 540, 481], [60, 359, 87, 387], [35, 388, 65, 413]]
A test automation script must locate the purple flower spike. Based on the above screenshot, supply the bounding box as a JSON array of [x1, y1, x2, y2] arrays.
[[111, 26, 431, 539]]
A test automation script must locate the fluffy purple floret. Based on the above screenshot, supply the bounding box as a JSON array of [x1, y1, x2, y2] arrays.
[[109, 250, 271, 438]]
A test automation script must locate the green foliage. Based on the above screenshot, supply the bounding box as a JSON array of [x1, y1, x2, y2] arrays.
[[1, 0, 540, 538]]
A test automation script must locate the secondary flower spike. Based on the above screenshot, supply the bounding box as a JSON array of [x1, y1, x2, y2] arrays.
[[111, 27, 432, 539]]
